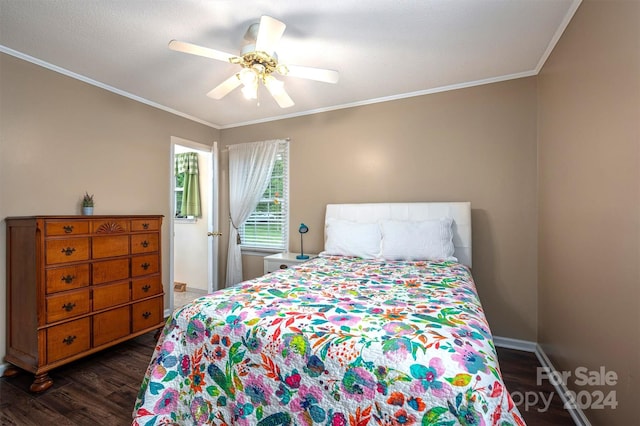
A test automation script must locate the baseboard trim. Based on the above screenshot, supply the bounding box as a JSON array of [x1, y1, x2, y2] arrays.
[[493, 335, 590, 426], [534, 343, 591, 426], [493, 335, 538, 352]]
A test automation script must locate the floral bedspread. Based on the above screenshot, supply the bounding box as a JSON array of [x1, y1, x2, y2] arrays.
[[133, 256, 524, 426]]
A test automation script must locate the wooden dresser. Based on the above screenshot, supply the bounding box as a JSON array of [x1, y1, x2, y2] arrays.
[[4, 215, 165, 392]]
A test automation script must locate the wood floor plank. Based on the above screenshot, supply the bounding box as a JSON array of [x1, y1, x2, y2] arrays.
[[0, 331, 575, 425], [497, 347, 575, 425], [0, 380, 75, 426], [37, 383, 132, 425]]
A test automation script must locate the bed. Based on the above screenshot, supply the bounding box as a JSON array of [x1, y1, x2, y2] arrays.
[[133, 202, 524, 425]]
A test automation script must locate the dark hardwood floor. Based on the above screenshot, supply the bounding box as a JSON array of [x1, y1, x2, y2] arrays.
[[496, 347, 575, 425], [0, 332, 157, 426], [0, 333, 575, 425]]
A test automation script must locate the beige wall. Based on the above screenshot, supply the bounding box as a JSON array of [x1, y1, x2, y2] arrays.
[[538, 1, 639, 424], [0, 53, 218, 365], [220, 77, 539, 341]]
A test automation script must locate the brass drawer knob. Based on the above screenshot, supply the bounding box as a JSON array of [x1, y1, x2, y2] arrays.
[[141, 240, 149, 248], [142, 223, 149, 230], [63, 225, 74, 234], [62, 335, 76, 345], [61, 247, 76, 256], [141, 262, 150, 270], [142, 311, 151, 319], [62, 302, 76, 312], [142, 284, 151, 292]]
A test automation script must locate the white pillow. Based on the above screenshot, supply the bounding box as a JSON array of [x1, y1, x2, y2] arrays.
[[323, 218, 381, 259], [380, 218, 457, 261]]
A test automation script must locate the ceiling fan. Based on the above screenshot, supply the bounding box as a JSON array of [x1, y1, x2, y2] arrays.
[[169, 15, 339, 108]]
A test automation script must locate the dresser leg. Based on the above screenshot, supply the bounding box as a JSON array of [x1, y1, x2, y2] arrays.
[[30, 373, 53, 393], [2, 366, 20, 378]]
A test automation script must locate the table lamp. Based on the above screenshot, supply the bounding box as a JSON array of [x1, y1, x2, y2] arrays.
[[296, 223, 309, 260]]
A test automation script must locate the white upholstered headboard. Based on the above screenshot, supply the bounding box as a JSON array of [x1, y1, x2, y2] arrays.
[[325, 202, 472, 267]]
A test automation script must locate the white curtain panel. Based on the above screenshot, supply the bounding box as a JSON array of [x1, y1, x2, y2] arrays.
[[226, 139, 281, 286]]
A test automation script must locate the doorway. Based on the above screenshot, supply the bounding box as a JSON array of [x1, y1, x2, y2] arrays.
[[169, 137, 219, 313]]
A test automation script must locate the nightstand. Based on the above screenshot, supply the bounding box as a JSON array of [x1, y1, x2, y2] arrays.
[[263, 252, 318, 274]]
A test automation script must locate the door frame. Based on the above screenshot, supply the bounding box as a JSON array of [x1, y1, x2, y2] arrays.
[[208, 141, 220, 294], [168, 137, 219, 314]]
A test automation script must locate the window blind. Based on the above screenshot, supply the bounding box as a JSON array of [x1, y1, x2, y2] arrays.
[[239, 141, 289, 251]]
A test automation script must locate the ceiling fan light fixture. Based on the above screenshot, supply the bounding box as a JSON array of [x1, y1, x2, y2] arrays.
[[252, 63, 266, 75], [241, 83, 258, 100], [238, 68, 258, 86]]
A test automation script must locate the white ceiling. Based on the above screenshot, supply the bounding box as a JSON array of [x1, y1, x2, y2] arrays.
[[0, 0, 581, 129]]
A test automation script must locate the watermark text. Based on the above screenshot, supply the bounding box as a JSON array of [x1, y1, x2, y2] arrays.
[[511, 366, 618, 412]]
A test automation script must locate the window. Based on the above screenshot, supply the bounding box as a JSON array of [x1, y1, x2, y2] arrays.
[[239, 141, 289, 251], [174, 172, 196, 221], [174, 151, 201, 220], [174, 172, 187, 218]]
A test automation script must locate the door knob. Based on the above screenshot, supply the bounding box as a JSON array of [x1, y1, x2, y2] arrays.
[[207, 231, 223, 237]]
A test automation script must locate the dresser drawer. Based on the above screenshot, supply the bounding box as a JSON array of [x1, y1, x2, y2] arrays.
[[93, 281, 130, 311], [131, 218, 160, 232], [92, 235, 129, 259], [132, 275, 163, 300], [47, 317, 90, 364], [93, 306, 130, 347], [131, 254, 159, 277], [92, 258, 129, 285], [46, 290, 91, 323], [131, 233, 159, 254], [45, 221, 90, 236], [46, 264, 90, 294], [46, 238, 90, 265], [132, 297, 163, 333], [92, 219, 129, 234]]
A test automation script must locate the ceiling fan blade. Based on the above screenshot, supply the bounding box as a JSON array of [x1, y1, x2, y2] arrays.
[[168, 40, 236, 63], [264, 77, 294, 108], [255, 16, 286, 55], [284, 64, 340, 84], [206, 74, 241, 99]]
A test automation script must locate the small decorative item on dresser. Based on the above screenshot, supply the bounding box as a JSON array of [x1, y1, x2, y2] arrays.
[[296, 223, 309, 260], [82, 192, 94, 215]]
